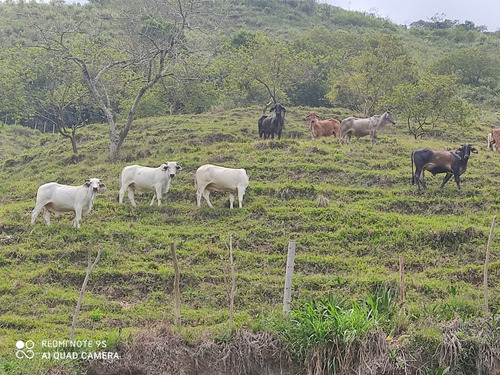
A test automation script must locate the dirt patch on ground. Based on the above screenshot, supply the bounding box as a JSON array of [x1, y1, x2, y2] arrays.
[[87, 326, 294, 375]]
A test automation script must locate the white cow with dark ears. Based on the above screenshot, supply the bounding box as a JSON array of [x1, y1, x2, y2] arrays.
[[31, 178, 106, 229], [119, 162, 182, 207]]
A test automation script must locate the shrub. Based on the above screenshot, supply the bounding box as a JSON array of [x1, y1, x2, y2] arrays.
[[276, 291, 397, 374]]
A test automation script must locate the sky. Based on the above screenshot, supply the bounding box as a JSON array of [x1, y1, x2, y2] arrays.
[[324, 0, 500, 31]]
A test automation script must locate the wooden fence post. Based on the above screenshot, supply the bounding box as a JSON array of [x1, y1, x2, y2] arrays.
[[283, 241, 296, 315], [171, 242, 181, 326], [485, 216, 496, 312], [399, 256, 405, 315], [70, 245, 103, 341], [228, 234, 235, 331], [221, 234, 237, 332]]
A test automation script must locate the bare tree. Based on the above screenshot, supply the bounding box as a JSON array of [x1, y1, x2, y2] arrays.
[[27, 0, 221, 160], [35, 87, 88, 155]]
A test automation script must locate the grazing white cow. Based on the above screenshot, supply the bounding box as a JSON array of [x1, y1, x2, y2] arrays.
[[118, 162, 182, 207], [195, 164, 249, 209], [31, 178, 106, 229]]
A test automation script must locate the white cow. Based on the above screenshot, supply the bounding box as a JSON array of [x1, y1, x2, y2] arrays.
[[31, 178, 106, 229], [340, 111, 396, 145], [118, 162, 182, 207], [195, 164, 249, 209]]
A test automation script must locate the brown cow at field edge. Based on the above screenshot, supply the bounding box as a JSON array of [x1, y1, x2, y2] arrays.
[[305, 111, 341, 139], [487, 128, 500, 151]]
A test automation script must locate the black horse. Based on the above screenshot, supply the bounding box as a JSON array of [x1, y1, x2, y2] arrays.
[[258, 103, 286, 140]]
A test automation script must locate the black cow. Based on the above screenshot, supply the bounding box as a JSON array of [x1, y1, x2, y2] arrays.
[[411, 143, 477, 190], [258, 103, 286, 140]]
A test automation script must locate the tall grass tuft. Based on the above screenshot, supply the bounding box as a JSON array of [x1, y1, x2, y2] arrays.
[[277, 290, 396, 374]]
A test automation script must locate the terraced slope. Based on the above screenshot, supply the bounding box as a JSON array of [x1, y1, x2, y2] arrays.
[[0, 106, 499, 373]]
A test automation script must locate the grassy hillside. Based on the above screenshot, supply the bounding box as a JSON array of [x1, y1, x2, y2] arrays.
[[1, 107, 500, 374]]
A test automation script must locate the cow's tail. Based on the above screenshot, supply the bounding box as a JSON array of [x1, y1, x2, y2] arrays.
[[339, 119, 347, 143], [411, 150, 415, 185], [258, 115, 266, 137], [117, 170, 122, 202]]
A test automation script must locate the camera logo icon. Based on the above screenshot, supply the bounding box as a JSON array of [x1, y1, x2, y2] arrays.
[[15, 340, 35, 359]]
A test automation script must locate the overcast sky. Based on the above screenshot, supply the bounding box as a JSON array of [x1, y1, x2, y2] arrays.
[[324, 0, 499, 31]]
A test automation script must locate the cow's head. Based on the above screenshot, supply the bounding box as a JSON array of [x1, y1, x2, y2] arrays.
[[457, 143, 478, 160], [305, 112, 319, 122], [384, 110, 396, 124], [162, 162, 182, 178], [84, 178, 106, 192], [271, 103, 286, 117]]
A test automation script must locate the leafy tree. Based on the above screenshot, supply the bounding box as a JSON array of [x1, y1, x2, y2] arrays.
[[221, 32, 314, 108], [382, 73, 470, 139], [290, 27, 367, 107], [433, 47, 500, 88], [27, 50, 95, 154], [327, 34, 417, 116], [0, 49, 29, 124]]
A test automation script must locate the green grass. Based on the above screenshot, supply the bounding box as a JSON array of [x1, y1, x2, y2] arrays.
[[1, 106, 499, 373]]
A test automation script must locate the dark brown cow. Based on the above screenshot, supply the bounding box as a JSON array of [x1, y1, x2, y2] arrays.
[[306, 111, 341, 139], [411, 143, 477, 190], [258, 103, 286, 140]]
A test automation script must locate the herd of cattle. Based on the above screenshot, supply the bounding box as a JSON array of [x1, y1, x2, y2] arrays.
[[29, 106, 494, 228], [31, 163, 250, 228]]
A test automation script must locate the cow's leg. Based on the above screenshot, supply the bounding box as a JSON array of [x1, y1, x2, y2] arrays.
[[150, 194, 157, 206], [203, 189, 214, 208], [127, 187, 137, 208], [73, 206, 82, 229], [157, 191, 163, 206], [415, 168, 425, 189], [229, 193, 235, 209], [440, 172, 454, 189], [196, 187, 203, 207], [414, 168, 421, 189], [118, 185, 127, 204], [452, 170, 462, 189], [42, 207, 51, 226], [237, 188, 244, 208], [31, 203, 45, 225]]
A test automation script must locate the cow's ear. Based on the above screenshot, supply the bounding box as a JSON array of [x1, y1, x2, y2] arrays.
[[471, 147, 478, 153], [176, 165, 182, 170], [99, 183, 107, 190], [84, 181, 90, 187]]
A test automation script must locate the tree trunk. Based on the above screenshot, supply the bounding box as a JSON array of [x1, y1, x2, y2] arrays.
[[70, 137, 78, 155]]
